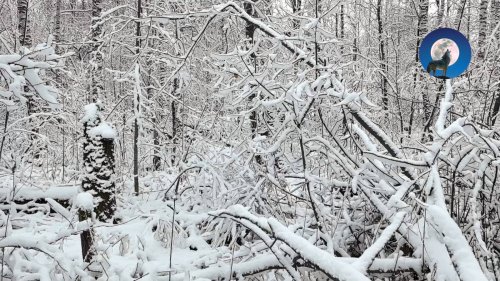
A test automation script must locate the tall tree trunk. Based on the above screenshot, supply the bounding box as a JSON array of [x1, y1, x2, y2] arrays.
[[18, 0, 42, 160], [244, 1, 263, 166], [492, 0, 500, 37], [55, 0, 65, 181], [489, 0, 500, 126], [164, 2, 182, 167], [91, 0, 103, 102], [454, 0, 467, 29], [409, 0, 430, 138], [437, 0, 445, 25], [377, 0, 388, 115], [17, 0, 31, 48], [477, 0, 488, 60], [170, 17, 180, 167], [133, 0, 141, 195], [291, 0, 301, 32], [340, 4, 345, 55]]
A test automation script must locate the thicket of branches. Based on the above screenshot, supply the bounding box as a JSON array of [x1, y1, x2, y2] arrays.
[[0, 0, 499, 280]]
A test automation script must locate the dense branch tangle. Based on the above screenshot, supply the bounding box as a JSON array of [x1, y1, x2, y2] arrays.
[[1, 0, 497, 280], [144, 2, 499, 280]]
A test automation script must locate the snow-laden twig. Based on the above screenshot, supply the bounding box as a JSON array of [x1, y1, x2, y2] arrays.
[[353, 212, 406, 273], [212, 205, 371, 281], [426, 205, 489, 281], [470, 158, 491, 255]]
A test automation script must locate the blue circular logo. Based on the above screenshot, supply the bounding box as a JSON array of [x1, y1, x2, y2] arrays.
[[419, 28, 471, 79]]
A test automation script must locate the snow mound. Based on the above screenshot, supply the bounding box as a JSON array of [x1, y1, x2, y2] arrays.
[[74, 192, 94, 211], [89, 122, 117, 139]]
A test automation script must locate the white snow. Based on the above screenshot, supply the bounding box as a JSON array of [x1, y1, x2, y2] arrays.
[[427, 205, 489, 281], [74, 192, 94, 211], [0, 185, 78, 201], [353, 212, 406, 273], [89, 122, 117, 139], [81, 103, 100, 123]]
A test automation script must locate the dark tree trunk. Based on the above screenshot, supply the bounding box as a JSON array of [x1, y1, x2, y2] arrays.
[[91, 0, 103, 102], [169, 5, 181, 167], [490, 0, 500, 126], [82, 105, 116, 222], [170, 76, 179, 166], [244, 1, 263, 166], [340, 4, 345, 54], [477, 0, 488, 60], [492, 0, 500, 37], [291, 0, 301, 31], [133, 0, 142, 195], [17, 0, 31, 47], [490, 92, 500, 125], [377, 0, 388, 114], [409, 0, 429, 138], [153, 114, 160, 170], [454, 0, 467, 29], [79, 209, 94, 262]]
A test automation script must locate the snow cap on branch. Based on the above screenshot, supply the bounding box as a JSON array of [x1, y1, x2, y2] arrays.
[[74, 192, 94, 211], [81, 102, 102, 123], [89, 122, 117, 139]]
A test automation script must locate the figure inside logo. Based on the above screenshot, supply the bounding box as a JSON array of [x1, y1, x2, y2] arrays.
[[426, 49, 451, 77]]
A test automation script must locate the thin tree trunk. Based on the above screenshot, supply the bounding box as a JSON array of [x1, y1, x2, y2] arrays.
[[377, 0, 388, 115], [437, 0, 445, 25], [409, 0, 429, 138], [340, 4, 345, 55], [477, 0, 488, 60], [489, 0, 500, 126], [454, 0, 467, 29], [492, 0, 500, 37], [91, 0, 103, 102], [55, 0, 65, 181], [0, 111, 9, 162], [244, 1, 263, 166], [170, 7, 181, 167], [17, 0, 31, 48], [133, 0, 141, 195]]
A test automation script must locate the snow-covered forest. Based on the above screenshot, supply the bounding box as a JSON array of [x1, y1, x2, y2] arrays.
[[0, 0, 500, 279]]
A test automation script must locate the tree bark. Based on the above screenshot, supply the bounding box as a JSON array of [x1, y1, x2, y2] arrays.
[[17, 0, 31, 48], [492, 0, 500, 37], [133, 0, 141, 195], [91, 0, 103, 102], [377, 0, 388, 115], [79, 209, 94, 262], [409, 0, 430, 138], [454, 0, 467, 29], [82, 106, 116, 222], [244, 1, 263, 166], [477, 0, 488, 60], [490, 0, 500, 126]]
